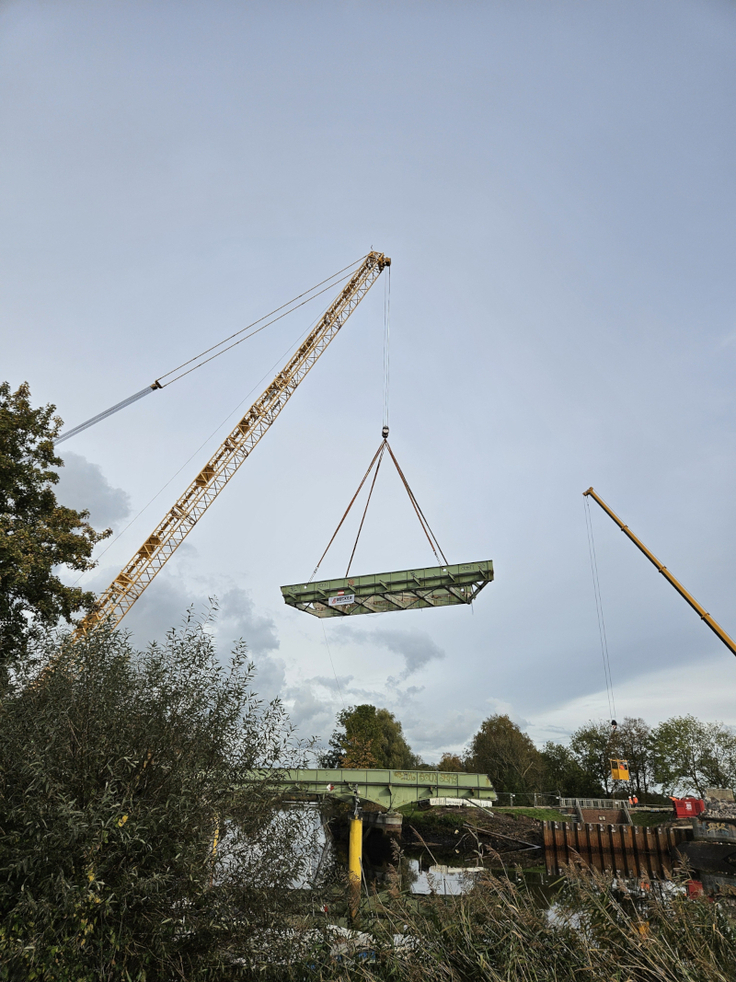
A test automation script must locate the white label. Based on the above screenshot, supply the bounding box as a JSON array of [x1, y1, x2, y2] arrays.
[[328, 593, 355, 607]]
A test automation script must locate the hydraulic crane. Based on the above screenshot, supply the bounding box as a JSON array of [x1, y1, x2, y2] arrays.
[[83, 251, 391, 631], [584, 486, 736, 658]]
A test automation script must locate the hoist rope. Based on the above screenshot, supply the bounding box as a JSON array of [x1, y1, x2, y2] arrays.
[[584, 496, 617, 722], [309, 437, 449, 582], [383, 265, 391, 430], [56, 255, 365, 444]]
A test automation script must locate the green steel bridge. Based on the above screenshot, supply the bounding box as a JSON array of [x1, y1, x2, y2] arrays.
[[246, 768, 496, 810]]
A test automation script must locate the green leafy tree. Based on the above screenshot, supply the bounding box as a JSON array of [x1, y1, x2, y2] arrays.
[[540, 741, 604, 798], [615, 716, 656, 798], [465, 714, 543, 795], [650, 715, 736, 797], [0, 381, 109, 671], [569, 720, 617, 795], [321, 704, 419, 769], [0, 617, 315, 979]]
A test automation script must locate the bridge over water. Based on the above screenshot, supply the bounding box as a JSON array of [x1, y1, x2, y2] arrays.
[[252, 768, 496, 810]]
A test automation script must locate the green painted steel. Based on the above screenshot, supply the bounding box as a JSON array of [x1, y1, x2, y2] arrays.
[[280, 560, 493, 618], [244, 767, 496, 809]]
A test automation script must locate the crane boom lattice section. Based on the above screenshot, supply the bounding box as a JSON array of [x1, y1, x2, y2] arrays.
[[90, 252, 390, 629]]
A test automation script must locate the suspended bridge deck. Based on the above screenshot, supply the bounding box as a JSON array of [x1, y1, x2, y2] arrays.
[[244, 768, 497, 810], [280, 560, 493, 618]]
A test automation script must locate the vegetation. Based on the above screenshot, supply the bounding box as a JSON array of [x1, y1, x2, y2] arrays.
[[0, 381, 109, 677], [298, 868, 736, 981], [0, 619, 315, 980], [321, 704, 420, 769], [2, 380, 736, 978], [433, 712, 736, 801], [465, 714, 544, 795]]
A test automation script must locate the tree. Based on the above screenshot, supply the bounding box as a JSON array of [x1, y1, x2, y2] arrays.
[[465, 714, 543, 795], [650, 715, 736, 797], [0, 617, 315, 978], [0, 381, 109, 670], [615, 717, 656, 798], [437, 753, 465, 772], [539, 741, 604, 798], [321, 704, 419, 769], [569, 720, 617, 795]]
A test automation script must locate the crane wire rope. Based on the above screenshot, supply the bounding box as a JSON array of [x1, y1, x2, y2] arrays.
[[584, 495, 617, 723], [383, 264, 391, 431], [309, 269, 449, 581], [56, 256, 365, 444], [71, 306, 330, 587]]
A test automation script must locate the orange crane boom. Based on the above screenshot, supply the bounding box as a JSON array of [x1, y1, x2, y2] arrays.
[[85, 251, 391, 631], [583, 486, 736, 658]]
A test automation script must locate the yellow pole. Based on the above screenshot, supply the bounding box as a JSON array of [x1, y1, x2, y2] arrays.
[[348, 814, 363, 919], [584, 487, 736, 658]]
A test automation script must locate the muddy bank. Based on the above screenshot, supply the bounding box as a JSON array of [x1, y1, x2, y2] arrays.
[[327, 805, 547, 869]]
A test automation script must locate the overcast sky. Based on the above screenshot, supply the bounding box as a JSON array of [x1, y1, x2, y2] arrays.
[[3, 0, 736, 761]]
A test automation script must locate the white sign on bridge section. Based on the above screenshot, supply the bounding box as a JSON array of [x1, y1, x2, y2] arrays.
[[328, 593, 355, 607]]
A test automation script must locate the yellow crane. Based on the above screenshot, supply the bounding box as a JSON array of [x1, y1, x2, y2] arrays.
[[584, 486, 736, 658], [84, 251, 391, 631]]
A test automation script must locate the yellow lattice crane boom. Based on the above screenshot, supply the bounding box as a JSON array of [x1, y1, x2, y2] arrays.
[[86, 251, 391, 631]]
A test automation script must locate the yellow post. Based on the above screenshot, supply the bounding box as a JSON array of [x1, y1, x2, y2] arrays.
[[348, 814, 363, 919]]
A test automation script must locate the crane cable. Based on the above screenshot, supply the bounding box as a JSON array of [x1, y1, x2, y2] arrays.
[[56, 256, 366, 444], [310, 277, 449, 580], [584, 495, 617, 723], [70, 304, 332, 586]]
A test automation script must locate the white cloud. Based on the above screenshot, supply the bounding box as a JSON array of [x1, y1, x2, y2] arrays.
[[335, 626, 445, 681], [526, 653, 736, 747]]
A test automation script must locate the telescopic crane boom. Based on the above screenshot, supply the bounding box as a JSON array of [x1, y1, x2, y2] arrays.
[[583, 486, 736, 658], [85, 251, 391, 631]]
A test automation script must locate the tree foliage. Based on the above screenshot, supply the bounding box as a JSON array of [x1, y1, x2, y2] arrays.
[[0, 617, 315, 979], [321, 704, 419, 769], [539, 741, 604, 798], [465, 714, 543, 794], [0, 382, 109, 670], [650, 715, 736, 797]]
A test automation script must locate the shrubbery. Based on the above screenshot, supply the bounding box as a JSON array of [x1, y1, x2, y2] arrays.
[[0, 617, 315, 980]]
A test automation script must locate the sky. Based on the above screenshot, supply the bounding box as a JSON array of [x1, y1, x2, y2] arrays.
[[3, 0, 736, 762]]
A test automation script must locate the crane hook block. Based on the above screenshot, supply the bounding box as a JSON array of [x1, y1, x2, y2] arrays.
[[382, 425, 389, 440]]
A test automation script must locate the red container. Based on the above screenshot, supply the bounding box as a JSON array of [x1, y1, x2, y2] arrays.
[[671, 797, 706, 817]]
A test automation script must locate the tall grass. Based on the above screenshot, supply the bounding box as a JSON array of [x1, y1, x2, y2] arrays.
[[293, 868, 736, 981]]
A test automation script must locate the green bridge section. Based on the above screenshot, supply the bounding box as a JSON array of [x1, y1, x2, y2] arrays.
[[250, 768, 497, 810]]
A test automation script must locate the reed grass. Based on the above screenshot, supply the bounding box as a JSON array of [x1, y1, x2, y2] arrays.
[[293, 868, 736, 982]]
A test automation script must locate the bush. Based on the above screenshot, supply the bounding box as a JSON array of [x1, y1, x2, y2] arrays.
[[0, 615, 316, 980]]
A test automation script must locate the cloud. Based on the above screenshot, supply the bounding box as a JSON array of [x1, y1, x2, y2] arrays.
[[286, 685, 335, 731], [82, 567, 286, 702], [55, 451, 131, 530], [334, 626, 445, 680], [217, 587, 280, 655], [305, 674, 355, 692]]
